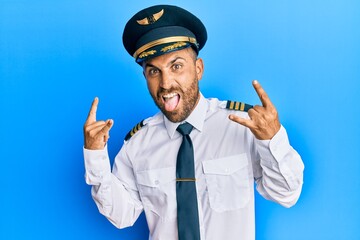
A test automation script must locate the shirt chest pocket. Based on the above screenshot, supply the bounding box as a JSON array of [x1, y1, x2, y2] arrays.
[[136, 167, 177, 220], [202, 154, 251, 212]]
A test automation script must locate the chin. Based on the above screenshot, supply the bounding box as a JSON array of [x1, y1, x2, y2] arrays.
[[164, 112, 182, 123], [163, 110, 187, 123]]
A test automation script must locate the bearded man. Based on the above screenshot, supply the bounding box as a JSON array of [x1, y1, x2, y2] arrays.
[[83, 4, 304, 240]]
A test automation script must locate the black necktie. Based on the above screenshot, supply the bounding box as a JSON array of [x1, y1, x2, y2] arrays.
[[176, 122, 201, 240]]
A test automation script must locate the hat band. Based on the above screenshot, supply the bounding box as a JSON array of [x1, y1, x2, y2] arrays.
[[133, 36, 197, 59]]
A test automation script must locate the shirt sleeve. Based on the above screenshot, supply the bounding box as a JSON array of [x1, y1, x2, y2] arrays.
[[252, 126, 305, 208], [83, 145, 143, 228]]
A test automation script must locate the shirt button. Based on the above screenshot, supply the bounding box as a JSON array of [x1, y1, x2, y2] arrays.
[[154, 180, 160, 185]]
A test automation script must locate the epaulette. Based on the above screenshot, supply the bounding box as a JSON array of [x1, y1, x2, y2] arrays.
[[226, 100, 253, 112], [124, 119, 146, 141]]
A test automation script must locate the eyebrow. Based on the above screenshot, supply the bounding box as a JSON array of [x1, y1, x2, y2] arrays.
[[144, 56, 186, 69], [144, 62, 157, 69], [167, 56, 186, 67]]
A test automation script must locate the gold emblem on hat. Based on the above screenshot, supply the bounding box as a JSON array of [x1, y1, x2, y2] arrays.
[[161, 42, 187, 52], [138, 50, 157, 59], [137, 9, 164, 25]]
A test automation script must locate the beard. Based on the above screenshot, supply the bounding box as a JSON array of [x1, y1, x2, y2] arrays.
[[150, 76, 200, 123]]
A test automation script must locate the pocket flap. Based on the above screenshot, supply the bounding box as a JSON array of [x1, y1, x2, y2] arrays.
[[136, 167, 175, 187], [202, 154, 248, 175]]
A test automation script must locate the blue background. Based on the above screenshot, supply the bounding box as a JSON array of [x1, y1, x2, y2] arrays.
[[1, 0, 359, 239]]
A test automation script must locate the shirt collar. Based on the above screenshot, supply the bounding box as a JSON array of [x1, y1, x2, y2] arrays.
[[164, 93, 208, 139]]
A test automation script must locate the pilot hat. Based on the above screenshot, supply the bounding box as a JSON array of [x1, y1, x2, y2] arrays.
[[123, 5, 207, 63]]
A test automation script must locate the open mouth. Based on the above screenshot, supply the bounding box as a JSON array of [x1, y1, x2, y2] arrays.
[[162, 92, 180, 112]]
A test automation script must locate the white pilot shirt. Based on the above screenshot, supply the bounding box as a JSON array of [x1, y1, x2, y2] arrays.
[[84, 93, 304, 240]]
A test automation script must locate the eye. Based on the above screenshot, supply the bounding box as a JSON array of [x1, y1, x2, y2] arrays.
[[148, 68, 159, 76], [172, 63, 183, 71]]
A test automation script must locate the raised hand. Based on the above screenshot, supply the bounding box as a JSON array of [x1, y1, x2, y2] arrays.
[[83, 97, 114, 150], [229, 80, 281, 140]]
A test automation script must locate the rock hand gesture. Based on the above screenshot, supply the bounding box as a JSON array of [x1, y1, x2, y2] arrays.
[[229, 80, 281, 140], [83, 97, 114, 150]]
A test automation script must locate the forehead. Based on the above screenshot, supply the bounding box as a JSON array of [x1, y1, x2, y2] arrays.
[[143, 48, 193, 68]]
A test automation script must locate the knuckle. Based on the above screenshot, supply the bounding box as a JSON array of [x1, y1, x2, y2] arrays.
[[257, 118, 266, 126], [89, 129, 98, 137], [253, 105, 262, 111], [271, 108, 278, 116], [263, 113, 272, 120], [84, 124, 91, 133], [248, 108, 256, 114], [247, 111, 254, 118]]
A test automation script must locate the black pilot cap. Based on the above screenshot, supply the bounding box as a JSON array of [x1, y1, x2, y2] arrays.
[[122, 5, 207, 64]]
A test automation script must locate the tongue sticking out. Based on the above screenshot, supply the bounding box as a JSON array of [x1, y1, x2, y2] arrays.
[[164, 94, 180, 112]]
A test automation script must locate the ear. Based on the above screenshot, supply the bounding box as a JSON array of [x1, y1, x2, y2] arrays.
[[195, 58, 204, 81]]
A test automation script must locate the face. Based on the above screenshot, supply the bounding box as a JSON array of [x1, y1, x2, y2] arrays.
[[143, 47, 204, 123]]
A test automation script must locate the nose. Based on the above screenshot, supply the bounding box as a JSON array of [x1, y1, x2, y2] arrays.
[[159, 72, 173, 89]]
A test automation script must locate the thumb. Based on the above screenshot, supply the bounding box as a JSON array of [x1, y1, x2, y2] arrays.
[[229, 114, 254, 129]]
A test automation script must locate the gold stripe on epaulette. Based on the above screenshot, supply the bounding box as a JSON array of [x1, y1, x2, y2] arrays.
[[131, 123, 140, 136], [125, 120, 145, 141], [226, 100, 253, 112], [234, 101, 240, 110], [229, 101, 235, 109], [240, 102, 245, 111], [130, 127, 135, 137]]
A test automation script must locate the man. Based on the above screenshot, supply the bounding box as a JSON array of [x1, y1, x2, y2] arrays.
[[83, 4, 304, 240]]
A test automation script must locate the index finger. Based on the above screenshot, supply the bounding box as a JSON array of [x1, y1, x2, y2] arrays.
[[86, 97, 99, 124], [252, 80, 274, 109]]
